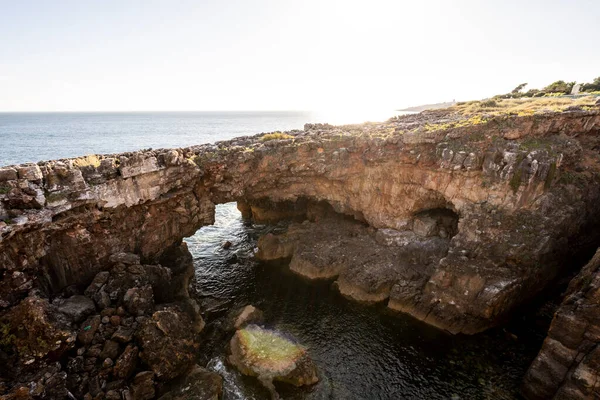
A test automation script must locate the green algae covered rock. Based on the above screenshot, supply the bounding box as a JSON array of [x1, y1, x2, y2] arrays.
[[229, 325, 318, 389]]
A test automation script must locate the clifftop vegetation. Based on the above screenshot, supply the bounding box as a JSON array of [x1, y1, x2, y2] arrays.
[[495, 77, 600, 99]]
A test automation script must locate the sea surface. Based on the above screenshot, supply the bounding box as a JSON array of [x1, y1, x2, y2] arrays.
[[0, 111, 320, 166], [2, 111, 546, 399]]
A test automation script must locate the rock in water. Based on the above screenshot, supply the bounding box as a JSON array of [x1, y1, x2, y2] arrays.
[[226, 304, 264, 331], [229, 325, 318, 392], [158, 366, 222, 400]]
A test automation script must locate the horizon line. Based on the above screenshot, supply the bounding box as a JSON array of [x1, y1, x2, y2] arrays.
[[0, 109, 316, 113]]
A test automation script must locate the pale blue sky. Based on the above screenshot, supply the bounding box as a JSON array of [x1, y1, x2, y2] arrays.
[[1, 0, 598, 113]]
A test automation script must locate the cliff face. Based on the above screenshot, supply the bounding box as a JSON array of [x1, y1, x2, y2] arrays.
[[1, 109, 600, 339], [522, 249, 600, 399]]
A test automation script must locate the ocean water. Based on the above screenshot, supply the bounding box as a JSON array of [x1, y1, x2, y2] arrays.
[[0, 111, 319, 166], [0, 110, 402, 167]]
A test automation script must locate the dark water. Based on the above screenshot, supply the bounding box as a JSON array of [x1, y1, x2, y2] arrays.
[[0, 111, 317, 166], [185, 204, 549, 400]]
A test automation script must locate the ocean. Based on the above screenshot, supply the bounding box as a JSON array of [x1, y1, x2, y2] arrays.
[[0, 111, 321, 167]]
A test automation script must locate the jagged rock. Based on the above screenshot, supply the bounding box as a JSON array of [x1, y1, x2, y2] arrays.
[[58, 295, 96, 322], [226, 305, 264, 331], [523, 249, 600, 399], [78, 315, 101, 345], [100, 340, 121, 360], [113, 344, 138, 379], [112, 326, 134, 344], [135, 308, 200, 381], [109, 253, 141, 265], [157, 366, 222, 400], [131, 371, 155, 400], [229, 325, 318, 395], [85, 272, 110, 298], [123, 285, 154, 316], [92, 287, 111, 310], [3, 296, 75, 363], [4, 111, 597, 333], [257, 216, 450, 304]]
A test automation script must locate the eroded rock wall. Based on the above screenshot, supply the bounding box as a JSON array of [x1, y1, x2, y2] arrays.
[[522, 249, 600, 399], [1, 110, 600, 337]]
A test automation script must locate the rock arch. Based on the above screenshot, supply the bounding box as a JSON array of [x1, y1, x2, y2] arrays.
[[1, 110, 600, 335]]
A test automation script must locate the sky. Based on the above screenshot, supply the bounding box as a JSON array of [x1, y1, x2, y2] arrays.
[[0, 0, 599, 113]]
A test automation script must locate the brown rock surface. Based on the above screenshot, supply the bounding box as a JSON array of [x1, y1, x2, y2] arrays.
[[523, 249, 600, 399], [135, 308, 200, 381], [1, 110, 600, 342]]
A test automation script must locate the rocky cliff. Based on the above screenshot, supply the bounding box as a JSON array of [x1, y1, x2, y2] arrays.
[[522, 249, 600, 399], [1, 105, 600, 398], [2, 109, 600, 334]]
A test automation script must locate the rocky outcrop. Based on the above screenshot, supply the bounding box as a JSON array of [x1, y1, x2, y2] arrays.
[[0, 247, 209, 400], [522, 249, 600, 399], [1, 109, 600, 339]]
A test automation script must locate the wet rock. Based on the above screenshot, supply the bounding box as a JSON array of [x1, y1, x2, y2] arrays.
[[227, 305, 264, 331], [135, 308, 200, 381], [221, 240, 232, 249], [131, 371, 155, 400], [113, 344, 138, 379], [157, 366, 222, 400], [229, 325, 318, 390]]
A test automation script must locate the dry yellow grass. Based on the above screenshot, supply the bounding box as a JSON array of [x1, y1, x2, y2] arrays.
[[450, 96, 598, 116], [259, 132, 294, 142]]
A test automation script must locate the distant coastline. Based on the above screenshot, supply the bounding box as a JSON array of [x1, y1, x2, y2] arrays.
[[398, 101, 457, 113]]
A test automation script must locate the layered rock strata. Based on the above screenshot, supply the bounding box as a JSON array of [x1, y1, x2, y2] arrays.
[[522, 248, 600, 399], [1, 109, 600, 339]]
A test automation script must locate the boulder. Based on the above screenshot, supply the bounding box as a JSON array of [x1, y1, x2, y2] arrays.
[[226, 305, 264, 331], [135, 308, 199, 381], [4, 296, 75, 362], [229, 325, 318, 389], [113, 344, 138, 379], [100, 340, 121, 360], [123, 285, 154, 316], [131, 371, 155, 400], [158, 365, 222, 400], [58, 295, 96, 322]]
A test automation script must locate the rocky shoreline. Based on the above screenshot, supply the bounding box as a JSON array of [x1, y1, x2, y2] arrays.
[[2, 103, 600, 398]]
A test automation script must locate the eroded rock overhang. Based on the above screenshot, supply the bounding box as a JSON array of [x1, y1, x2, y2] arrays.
[[1, 109, 600, 334]]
